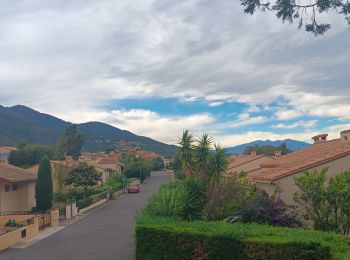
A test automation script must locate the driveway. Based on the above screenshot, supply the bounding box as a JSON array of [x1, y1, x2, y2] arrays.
[[0, 171, 171, 260]]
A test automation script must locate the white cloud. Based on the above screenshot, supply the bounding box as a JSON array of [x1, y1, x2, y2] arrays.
[[230, 113, 268, 128], [274, 120, 317, 129]]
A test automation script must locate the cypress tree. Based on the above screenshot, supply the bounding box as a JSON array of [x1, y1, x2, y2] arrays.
[[35, 156, 53, 211]]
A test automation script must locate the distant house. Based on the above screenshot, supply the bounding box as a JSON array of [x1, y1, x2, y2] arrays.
[[226, 152, 273, 176], [136, 150, 159, 160], [0, 146, 16, 163], [251, 130, 350, 205], [87, 158, 124, 183], [0, 163, 36, 212]]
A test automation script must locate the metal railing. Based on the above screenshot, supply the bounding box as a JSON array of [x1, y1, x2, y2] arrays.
[[0, 211, 35, 216], [0, 217, 35, 236]]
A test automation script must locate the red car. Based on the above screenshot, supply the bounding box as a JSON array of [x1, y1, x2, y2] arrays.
[[127, 183, 140, 193]]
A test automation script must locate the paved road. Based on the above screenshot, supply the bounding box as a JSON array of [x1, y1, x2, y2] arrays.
[[1, 171, 171, 260]]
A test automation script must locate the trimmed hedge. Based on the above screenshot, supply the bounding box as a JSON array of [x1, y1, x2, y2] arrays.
[[136, 215, 350, 260], [77, 191, 108, 209]]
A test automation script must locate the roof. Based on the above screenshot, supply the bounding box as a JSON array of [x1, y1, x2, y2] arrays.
[[97, 158, 118, 165], [0, 163, 37, 183], [252, 139, 350, 182], [0, 146, 15, 154], [227, 154, 271, 172]]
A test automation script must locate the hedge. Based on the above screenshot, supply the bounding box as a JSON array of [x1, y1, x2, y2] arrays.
[[77, 191, 108, 209], [136, 215, 350, 260]]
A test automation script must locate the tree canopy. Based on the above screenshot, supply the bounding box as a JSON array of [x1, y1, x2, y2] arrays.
[[35, 156, 53, 211], [8, 142, 58, 168], [64, 162, 101, 198], [240, 0, 350, 36], [243, 143, 291, 156], [58, 125, 85, 159]]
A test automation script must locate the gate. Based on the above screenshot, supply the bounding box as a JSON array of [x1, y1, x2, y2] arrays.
[[38, 213, 51, 230]]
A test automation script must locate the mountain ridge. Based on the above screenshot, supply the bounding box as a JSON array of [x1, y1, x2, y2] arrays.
[[227, 139, 310, 154], [0, 105, 177, 156]]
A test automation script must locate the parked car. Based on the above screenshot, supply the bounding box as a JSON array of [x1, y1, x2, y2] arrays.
[[127, 183, 140, 193]]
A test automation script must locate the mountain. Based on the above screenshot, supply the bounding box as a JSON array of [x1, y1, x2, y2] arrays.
[[226, 139, 310, 154], [0, 105, 177, 156]]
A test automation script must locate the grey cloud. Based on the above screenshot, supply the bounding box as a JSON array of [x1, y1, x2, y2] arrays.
[[0, 0, 349, 120]]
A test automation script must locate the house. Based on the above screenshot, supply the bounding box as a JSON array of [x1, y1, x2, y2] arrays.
[[87, 158, 124, 183], [226, 152, 273, 176], [251, 130, 350, 205], [0, 146, 16, 163], [0, 163, 36, 212]]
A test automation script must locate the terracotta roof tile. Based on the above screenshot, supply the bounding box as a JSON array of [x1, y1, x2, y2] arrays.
[[252, 139, 350, 182], [0, 163, 37, 183]]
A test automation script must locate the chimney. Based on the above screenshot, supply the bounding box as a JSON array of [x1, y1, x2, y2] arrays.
[[312, 134, 328, 144], [340, 129, 350, 143], [275, 150, 282, 157], [250, 151, 256, 157]]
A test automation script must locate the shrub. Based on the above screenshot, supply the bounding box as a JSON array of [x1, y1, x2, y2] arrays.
[[203, 175, 250, 221], [238, 189, 301, 228], [53, 191, 69, 203], [144, 179, 206, 221], [294, 169, 350, 235], [135, 215, 350, 260], [76, 191, 108, 209]]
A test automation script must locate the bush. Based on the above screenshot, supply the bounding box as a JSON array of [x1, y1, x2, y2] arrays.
[[53, 191, 69, 203], [203, 175, 250, 221], [76, 191, 108, 209], [144, 179, 206, 221], [136, 215, 350, 260], [238, 189, 301, 228]]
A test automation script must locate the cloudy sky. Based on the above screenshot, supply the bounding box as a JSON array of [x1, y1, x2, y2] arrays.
[[1, 0, 349, 146]]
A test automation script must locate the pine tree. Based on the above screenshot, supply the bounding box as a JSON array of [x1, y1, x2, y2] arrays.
[[35, 156, 53, 211]]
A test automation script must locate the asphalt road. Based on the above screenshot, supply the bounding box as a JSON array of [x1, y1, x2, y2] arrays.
[[0, 171, 171, 260]]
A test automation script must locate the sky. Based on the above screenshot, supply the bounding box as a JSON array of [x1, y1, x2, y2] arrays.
[[0, 0, 350, 147]]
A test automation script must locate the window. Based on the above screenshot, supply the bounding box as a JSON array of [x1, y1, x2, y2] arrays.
[[12, 184, 18, 191], [5, 185, 11, 192]]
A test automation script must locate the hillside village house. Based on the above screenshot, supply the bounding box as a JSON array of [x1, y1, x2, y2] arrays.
[[0, 146, 16, 163], [250, 130, 350, 205], [0, 163, 36, 212], [28, 156, 124, 192]]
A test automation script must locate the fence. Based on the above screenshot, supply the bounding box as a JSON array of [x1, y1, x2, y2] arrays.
[[0, 217, 35, 236], [0, 211, 51, 230]]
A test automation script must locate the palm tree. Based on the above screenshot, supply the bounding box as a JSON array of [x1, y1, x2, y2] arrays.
[[178, 130, 195, 178], [194, 133, 213, 180], [208, 144, 228, 187]]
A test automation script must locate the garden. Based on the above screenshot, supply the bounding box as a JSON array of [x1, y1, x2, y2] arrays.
[[135, 130, 350, 259]]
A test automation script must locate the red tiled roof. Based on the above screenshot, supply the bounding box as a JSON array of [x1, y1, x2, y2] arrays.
[[252, 139, 350, 182], [227, 155, 271, 171], [0, 163, 37, 183]]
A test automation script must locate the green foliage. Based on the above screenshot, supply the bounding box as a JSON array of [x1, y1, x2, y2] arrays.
[[203, 175, 251, 221], [35, 156, 53, 211], [151, 156, 165, 171], [8, 142, 59, 167], [294, 168, 350, 235], [243, 143, 291, 156], [238, 189, 301, 228], [178, 130, 228, 186], [64, 162, 101, 198], [5, 219, 23, 228], [122, 155, 153, 181], [76, 191, 108, 209], [144, 179, 206, 221], [136, 215, 350, 260], [58, 125, 85, 159], [240, 0, 350, 36]]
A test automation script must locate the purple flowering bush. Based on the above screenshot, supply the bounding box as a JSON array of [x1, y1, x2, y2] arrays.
[[238, 189, 301, 228]]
